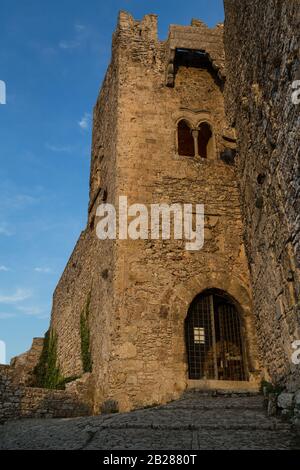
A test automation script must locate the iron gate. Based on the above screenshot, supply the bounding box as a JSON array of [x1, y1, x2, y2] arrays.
[[185, 291, 247, 381]]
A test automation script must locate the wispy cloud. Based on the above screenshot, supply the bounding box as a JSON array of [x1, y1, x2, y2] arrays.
[[0, 312, 16, 320], [0, 300, 50, 320], [0, 223, 13, 237], [0, 266, 10, 272], [59, 39, 81, 50], [6, 194, 37, 209], [0, 289, 32, 304], [34, 267, 52, 274], [28, 40, 57, 57], [75, 23, 86, 32], [0, 182, 40, 210], [59, 23, 89, 50], [78, 112, 91, 130], [42, 46, 56, 56], [45, 143, 73, 153], [16, 305, 44, 316]]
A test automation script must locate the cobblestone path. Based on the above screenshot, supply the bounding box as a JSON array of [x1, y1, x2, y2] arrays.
[[0, 392, 299, 450]]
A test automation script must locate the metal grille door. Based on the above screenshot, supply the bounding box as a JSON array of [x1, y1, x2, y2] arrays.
[[217, 304, 246, 381], [185, 292, 247, 381]]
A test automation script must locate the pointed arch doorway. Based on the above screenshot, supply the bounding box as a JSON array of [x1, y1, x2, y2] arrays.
[[185, 290, 248, 381]]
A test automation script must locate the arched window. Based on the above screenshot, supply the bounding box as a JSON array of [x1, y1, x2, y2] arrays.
[[177, 120, 194, 157], [185, 289, 247, 381], [198, 122, 214, 159]]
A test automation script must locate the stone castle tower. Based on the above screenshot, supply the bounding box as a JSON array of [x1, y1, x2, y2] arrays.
[[49, 12, 262, 413]]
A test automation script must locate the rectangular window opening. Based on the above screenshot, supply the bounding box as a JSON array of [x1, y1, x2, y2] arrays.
[[194, 327, 205, 344]]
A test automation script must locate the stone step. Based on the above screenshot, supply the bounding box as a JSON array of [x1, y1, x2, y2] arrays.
[[0, 393, 297, 450], [100, 407, 291, 432], [84, 428, 296, 451], [194, 429, 296, 450], [186, 380, 260, 395], [99, 422, 291, 432], [166, 396, 265, 410]]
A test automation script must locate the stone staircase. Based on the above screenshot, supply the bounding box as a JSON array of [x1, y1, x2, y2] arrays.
[[0, 391, 299, 449]]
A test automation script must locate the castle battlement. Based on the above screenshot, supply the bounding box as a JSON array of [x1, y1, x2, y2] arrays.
[[116, 11, 158, 43]]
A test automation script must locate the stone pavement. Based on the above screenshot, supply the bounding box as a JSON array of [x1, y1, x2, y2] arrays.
[[0, 391, 299, 450]]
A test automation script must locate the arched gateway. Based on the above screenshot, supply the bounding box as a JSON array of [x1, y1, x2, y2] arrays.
[[185, 289, 248, 381]]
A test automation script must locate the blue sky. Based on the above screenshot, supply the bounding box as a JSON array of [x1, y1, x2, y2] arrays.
[[0, 0, 224, 363]]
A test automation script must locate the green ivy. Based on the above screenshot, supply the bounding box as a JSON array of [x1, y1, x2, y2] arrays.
[[80, 293, 92, 373], [33, 329, 78, 389], [260, 380, 284, 396], [33, 295, 93, 387]]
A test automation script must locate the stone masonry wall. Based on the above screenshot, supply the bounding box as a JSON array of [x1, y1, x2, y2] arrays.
[[90, 13, 260, 412], [5, 6, 299, 418], [48, 12, 262, 413], [224, 0, 300, 391], [50, 26, 121, 412], [10, 338, 44, 386], [0, 366, 91, 424]]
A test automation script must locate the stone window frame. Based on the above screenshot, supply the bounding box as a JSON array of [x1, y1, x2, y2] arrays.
[[174, 110, 217, 161]]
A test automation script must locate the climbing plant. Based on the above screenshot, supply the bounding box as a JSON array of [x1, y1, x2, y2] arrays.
[[80, 292, 93, 373], [33, 329, 78, 389], [33, 329, 64, 389], [33, 295, 93, 387]]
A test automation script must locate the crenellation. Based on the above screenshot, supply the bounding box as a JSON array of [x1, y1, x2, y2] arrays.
[[116, 11, 158, 46]]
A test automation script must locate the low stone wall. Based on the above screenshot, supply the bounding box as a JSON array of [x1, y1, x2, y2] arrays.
[[10, 338, 44, 386], [0, 365, 91, 424], [265, 388, 300, 428]]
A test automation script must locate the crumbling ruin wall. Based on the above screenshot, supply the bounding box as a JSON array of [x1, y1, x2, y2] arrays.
[[224, 0, 300, 390], [0, 366, 91, 424], [10, 338, 44, 386]]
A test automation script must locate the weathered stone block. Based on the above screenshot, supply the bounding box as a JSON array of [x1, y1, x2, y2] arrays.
[[277, 393, 294, 410]]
